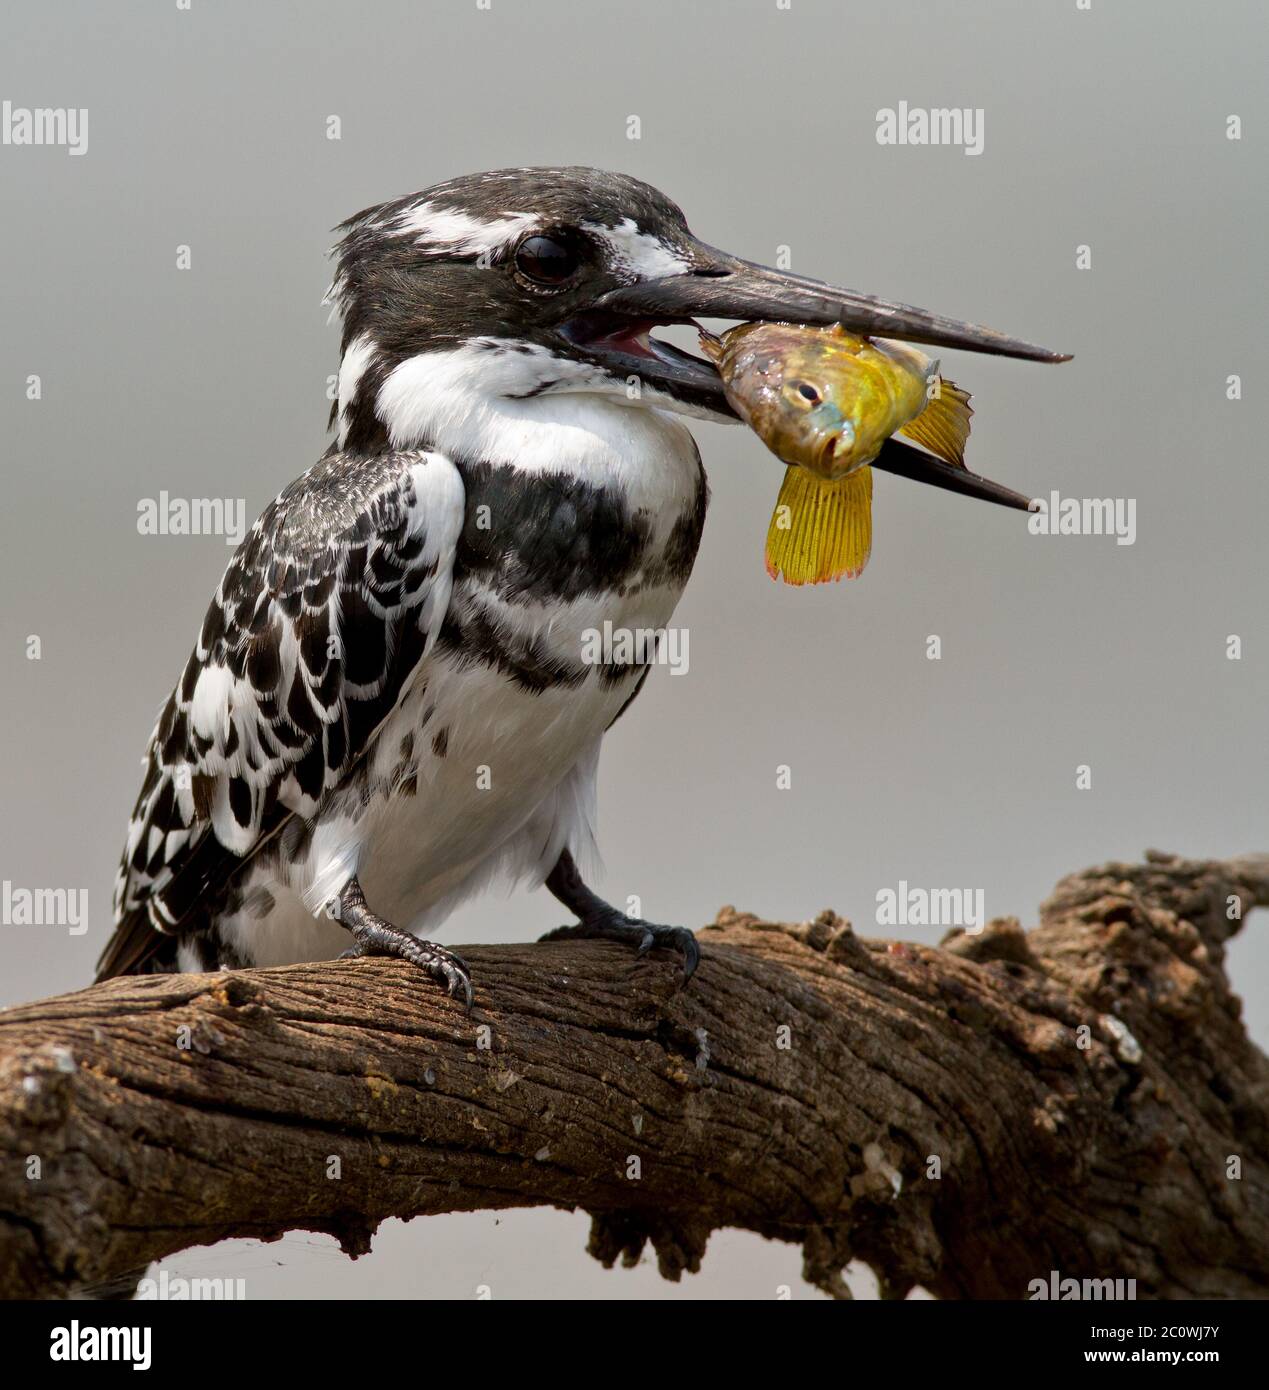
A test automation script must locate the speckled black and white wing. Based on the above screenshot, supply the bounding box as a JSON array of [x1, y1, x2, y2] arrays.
[[98, 449, 464, 979]]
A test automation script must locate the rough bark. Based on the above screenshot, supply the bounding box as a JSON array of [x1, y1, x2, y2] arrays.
[[1, 850, 1266, 1300]]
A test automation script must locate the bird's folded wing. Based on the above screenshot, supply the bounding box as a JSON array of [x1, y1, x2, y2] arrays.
[[98, 449, 465, 980]]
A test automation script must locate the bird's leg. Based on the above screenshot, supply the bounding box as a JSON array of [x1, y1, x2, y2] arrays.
[[331, 876, 472, 1009], [540, 849, 700, 980]]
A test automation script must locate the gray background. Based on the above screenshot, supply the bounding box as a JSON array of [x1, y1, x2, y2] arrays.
[[1, 0, 1265, 1298]]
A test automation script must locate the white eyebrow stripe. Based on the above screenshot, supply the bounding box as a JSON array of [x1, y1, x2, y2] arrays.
[[378, 200, 537, 255], [584, 217, 691, 279]]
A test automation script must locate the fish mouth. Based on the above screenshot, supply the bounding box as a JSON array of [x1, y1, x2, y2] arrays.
[[571, 246, 1071, 511], [819, 436, 859, 481]]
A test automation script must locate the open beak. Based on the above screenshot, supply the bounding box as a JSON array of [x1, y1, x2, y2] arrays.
[[572, 244, 1069, 511]]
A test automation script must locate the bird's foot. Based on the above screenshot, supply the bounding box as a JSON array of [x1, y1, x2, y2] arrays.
[[541, 912, 700, 981], [334, 878, 472, 1010]]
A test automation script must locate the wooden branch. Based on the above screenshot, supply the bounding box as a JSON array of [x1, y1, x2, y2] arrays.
[[2, 850, 1267, 1300]]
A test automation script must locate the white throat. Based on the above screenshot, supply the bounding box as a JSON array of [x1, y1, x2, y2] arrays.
[[341, 337, 704, 492]]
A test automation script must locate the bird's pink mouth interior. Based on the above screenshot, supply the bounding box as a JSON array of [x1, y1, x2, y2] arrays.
[[590, 315, 661, 358], [560, 311, 711, 365]]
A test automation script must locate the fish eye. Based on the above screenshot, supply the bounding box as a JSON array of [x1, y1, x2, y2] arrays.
[[789, 381, 822, 407], [514, 233, 582, 288]]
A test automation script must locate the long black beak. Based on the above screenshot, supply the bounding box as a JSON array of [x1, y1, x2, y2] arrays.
[[595, 246, 1071, 364], [870, 436, 1033, 510], [586, 245, 1067, 509]]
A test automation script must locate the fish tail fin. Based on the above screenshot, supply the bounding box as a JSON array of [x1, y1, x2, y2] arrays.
[[765, 464, 873, 585], [899, 377, 973, 466]]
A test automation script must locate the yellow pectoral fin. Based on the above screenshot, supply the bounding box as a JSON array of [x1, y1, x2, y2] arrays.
[[765, 464, 873, 585], [898, 377, 973, 466]]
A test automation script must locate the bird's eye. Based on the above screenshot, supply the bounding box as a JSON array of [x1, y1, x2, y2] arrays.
[[514, 234, 581, 287]]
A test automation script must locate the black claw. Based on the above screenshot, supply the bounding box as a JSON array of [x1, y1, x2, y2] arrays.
[[674, 929, 701, 981], [637, 922, 699, 980], [334, 878, 473, 1010], [407, 946, 472, 1011], [542, 851, 699, 982], [438, 958, 474, 1013], [540, 914, 700, 982]]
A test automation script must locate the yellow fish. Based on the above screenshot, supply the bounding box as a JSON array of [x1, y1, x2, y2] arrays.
[[700, 323, 973, 584]]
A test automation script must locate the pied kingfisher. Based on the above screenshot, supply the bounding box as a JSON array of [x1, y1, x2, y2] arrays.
[[99, 167, 1063, 1004]]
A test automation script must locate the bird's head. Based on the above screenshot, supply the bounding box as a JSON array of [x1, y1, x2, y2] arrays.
[[329, 167, 1066, 502]]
